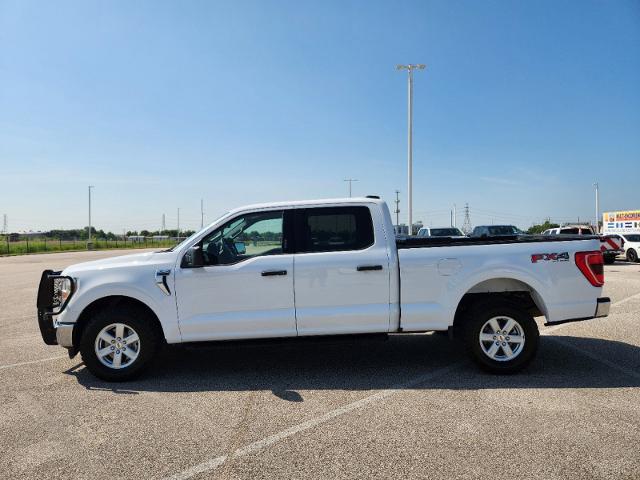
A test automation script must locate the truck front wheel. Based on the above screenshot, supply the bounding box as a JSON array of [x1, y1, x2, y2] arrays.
[[463, 301, 539, 374], [79, 306, 160, 381]]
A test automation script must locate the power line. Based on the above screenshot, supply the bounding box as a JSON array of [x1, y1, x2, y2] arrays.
[[343, 179, 358, 197]]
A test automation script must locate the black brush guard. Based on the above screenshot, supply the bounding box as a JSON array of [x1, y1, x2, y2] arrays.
[[36, 270, 73, 345]]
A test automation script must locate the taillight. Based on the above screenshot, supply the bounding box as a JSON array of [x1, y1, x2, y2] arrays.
[[575, 251, 604, 287]]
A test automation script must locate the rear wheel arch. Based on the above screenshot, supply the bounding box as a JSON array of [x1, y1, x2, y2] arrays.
[[451, 278, 545, 339]]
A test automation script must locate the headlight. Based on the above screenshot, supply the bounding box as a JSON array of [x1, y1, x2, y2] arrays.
[[52, 277, 73, 313]]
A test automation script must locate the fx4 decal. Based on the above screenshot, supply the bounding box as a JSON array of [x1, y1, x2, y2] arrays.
[[531, 252, 570, 263]]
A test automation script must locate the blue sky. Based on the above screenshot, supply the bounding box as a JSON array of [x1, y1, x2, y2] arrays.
[[1, 0, 639, 232]]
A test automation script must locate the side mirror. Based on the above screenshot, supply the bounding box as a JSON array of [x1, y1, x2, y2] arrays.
[[234, 241, 246, 255], [181, 243, 204, 268]]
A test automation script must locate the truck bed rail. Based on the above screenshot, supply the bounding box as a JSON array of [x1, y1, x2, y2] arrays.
[[396, 234, 601, 249]]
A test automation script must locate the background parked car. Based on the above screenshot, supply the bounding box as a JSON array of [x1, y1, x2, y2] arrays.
[[620, 233, 640, 262], [542, 225, 594, 235], [417, 227, 465, 238], [542, 226, 623, 264], [470, 225, 524, 238]]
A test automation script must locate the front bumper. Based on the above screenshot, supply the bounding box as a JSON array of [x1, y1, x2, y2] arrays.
[[544, 297, 611, 326], [55, 323, 74, 347]]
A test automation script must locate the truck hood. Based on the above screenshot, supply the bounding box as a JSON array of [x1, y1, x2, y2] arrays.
[[63, 250, 178, 275]]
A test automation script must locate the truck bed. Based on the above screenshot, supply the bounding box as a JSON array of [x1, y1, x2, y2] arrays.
[[396, 234, 600, 249]]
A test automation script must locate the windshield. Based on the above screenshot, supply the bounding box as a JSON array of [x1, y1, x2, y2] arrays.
[[430, 228, 463, 237], [624, 234, 640, 242], [165, 212, 230, 252]]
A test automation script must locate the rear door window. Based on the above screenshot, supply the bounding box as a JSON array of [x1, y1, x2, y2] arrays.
[[297, 206, 374, 253]]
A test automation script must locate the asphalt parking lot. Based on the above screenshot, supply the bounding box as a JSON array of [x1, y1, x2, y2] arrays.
[[1, 249, 639, 479]]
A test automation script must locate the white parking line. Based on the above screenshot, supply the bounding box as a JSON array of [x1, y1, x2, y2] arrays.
[[165, 292, 640, 479], [546, 336, 640, 381], [609, 291, 640, 308], [538, 291, 640, 382], [542, 291, 640, 335], [0, 355, 68, 371], [164, 362, 463, 480]]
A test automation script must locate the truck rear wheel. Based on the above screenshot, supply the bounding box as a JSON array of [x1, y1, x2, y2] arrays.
[[79, 306, 159, 381], [463, 300, 539, 374]]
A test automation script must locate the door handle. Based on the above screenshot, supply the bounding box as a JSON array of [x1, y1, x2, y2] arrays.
[[261, 270, 288, 276], [357, 265, 383, 271]]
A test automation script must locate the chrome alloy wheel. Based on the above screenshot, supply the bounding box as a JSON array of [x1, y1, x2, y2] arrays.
[[94, 323, 141, 369], [478, 316, 525, 362]]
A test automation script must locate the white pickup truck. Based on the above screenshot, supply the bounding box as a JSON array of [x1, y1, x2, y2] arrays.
[[37, 197, 610, 381]]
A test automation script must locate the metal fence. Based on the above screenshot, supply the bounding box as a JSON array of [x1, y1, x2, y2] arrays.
[[0, 235, 183, 256]]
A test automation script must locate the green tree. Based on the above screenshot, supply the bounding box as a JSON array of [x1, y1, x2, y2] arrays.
[[527, 220, 559, 234]]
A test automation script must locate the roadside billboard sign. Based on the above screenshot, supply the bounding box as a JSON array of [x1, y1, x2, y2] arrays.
[[603, 210, 640, 234]]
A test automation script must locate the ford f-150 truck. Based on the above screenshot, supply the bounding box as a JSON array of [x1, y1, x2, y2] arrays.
[[37, 197, 610, 381]]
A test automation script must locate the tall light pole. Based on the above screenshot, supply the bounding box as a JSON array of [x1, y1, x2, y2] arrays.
[[343, 178, 358, 197], [453, 203, 457, 228], [397, 64, 425, 235], [88, 185, 94, 245], [593, 182, 600, 233], [201, 199, 204, 229], [177, 208, 180, 237]]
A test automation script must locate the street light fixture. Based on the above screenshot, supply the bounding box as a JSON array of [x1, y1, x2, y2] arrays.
[[397, 64, 426, 235]]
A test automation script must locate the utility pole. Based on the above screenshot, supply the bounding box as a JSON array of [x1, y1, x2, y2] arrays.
[[343, 179, 358, 197], [453, 204, 457, 228], [593, 182, 600, 233], [396, 63, 425, 235], [161, 214, 166, 235], [450, 210, 453, 227], [201, 199, 204, 229], [462, 203, 471, 235], [177, 208, 180, 237], [2, 214, 7, 234], [394, 190, 401, 226], [88, 186, 94, 245]]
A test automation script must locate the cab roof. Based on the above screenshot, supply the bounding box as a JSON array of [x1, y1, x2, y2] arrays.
[[227, 197, 386, 215]]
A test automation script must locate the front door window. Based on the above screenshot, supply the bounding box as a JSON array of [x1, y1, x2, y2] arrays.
[[201, 211, 283, 266]]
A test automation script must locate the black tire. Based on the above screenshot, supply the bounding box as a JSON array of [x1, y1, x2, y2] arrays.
[[79, 305, 160, 381], [462, 300, 539, 374], [627, 249, 638, 263], [603, 255, 616, 265]]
